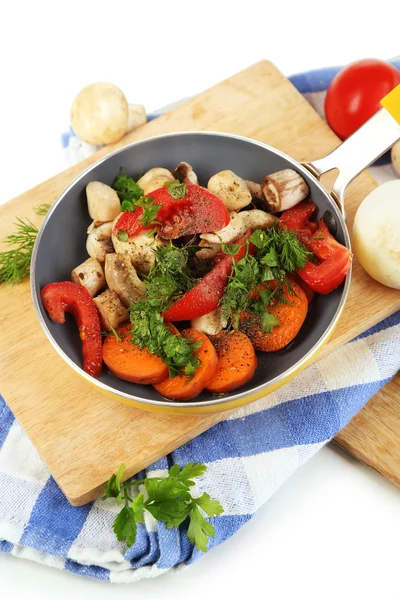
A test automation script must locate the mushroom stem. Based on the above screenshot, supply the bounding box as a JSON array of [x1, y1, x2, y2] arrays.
[[126, 104, 147, 134], [261, 169, 309, 213], [245, 180, 262, 199]]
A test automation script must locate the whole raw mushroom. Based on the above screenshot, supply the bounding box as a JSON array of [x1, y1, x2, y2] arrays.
[[70, 82, 147, 145]]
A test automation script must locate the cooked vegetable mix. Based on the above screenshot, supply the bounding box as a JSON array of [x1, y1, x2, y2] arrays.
[[40, 163, 352, 398]]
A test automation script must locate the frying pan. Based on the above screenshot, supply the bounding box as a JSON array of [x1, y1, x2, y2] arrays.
[[31, 86, 400, 414]]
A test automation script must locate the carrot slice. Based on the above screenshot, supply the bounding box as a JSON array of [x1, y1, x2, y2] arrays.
[[103, 323, 168, 384], [206, 331, 257, 394], [239, 280, 308, 352], [288, 272, 315, 305], [153, 329, 218, 400]]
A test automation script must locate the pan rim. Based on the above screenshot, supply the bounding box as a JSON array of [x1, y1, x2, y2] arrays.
[[31, 130, 351, 410]]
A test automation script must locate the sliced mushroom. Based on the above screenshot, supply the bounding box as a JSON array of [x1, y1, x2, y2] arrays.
[[201, 212, 247, 244], [262, 169, 309, 212], [86, 221, 114, 262], [112, 228, 166, 275], [104, 253, 146, 307], [196, 239, 222, 260], [239, 210, 277, 231], [246, 169, 309, 213], [93, 289, 129, 331], [207, 170, 252, 211], [136, 168, 174, 195], [86, 182, 121, 222], [71, 257, 105, 297], [191, 307, 227, 336], [172, 162, 198, 185]]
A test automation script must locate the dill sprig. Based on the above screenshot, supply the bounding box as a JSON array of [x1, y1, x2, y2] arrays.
[[0, 204, 51, 285]]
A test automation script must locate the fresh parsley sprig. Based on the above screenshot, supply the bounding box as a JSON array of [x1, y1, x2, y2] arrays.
[[104, 462, 224, 552], [0, 204, 51, 285]]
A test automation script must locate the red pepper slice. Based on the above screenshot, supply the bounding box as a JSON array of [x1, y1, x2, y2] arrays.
[[280, 200, 351, 295], [159, 184, 230, 239], [163, 236, 250, 321], [41, 281, 103, 377]]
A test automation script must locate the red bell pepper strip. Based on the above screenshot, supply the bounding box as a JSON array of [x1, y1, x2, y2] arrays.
[[280, 200, 351, 295], [41, 281, 103, 377], [113, 184, 230, 240], [163, 237, 250, 321]]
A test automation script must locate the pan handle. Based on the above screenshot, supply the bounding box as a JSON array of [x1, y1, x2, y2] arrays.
[[302, 84, 400, 216]]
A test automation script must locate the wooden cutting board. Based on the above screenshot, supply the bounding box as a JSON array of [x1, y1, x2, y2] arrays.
[[1, 60, 400, 506], [335, 374, 400, 485]]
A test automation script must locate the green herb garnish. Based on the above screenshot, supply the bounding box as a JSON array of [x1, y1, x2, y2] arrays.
[[136, 196, 161, 226], [113, 170, 144, 204], [114, 171, 162, 229], [0, 204, 51, 285], [220, 226, 312, 330], [164, 179, 188, 199], [117, 230, 129, 242], [34, 203, 51, 216], [104, 462, 223, 552], [101, 326, 122, 342], [129, 243, 201, 377]]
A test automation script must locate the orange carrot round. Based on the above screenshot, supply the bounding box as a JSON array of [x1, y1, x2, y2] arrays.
[[206, 331, 257, 394], [288, 273, 315, 306], [153, 329, 218, 400], [103, 323, 169, 384], [239, 280, 308, 352]]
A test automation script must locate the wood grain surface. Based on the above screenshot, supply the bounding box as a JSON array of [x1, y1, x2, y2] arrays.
[[1, 60, 399, 505], [336, 374, 400, 485]]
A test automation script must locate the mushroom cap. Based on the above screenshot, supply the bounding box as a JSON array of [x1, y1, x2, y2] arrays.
[[70, 82, 129, 145]]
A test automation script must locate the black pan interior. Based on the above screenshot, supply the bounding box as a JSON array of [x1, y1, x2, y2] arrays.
[[33, 133, 347, 404]]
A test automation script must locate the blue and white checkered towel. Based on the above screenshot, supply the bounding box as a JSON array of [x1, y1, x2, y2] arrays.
[[1, 64, 400, 583]]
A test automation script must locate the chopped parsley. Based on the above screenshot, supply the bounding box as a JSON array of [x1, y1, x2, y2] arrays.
[[129, 243, 202, 377], [164, 179, 188, 199], [220, 226, 312, 331]]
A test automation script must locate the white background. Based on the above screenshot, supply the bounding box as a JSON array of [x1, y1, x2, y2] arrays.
[[1, 1, 400, 598]]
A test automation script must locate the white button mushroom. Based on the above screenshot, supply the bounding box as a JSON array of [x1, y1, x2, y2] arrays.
[[246, 169, 309, 213], [71, 257, 105, 297], [86, 182, 121, 223], [207, 170, 252, 211], [191, 307, 228, 336], [239, 210, 277, 231], [136, 168, 174, 195], [172, 162, 199, 185], [104, 253, 147, 307], [70, 82, 146, 145], [112, 225, 166, 275], [353, 181, 400, 289], [86, 221, 114, 262], [93, 289, 129, 331], [201, 212, 247, 244]]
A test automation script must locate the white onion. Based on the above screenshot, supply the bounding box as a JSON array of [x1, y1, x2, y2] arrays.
[[352, 180, 400, 289]]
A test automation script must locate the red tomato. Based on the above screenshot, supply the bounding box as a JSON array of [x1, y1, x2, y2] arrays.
[[159, 185, 230, 239], [113, 188, 190, 238], [163, 236, 250, 321], [325, 59, 400, 139], [280, 201, 352, 294], [41, 281, 103, 377]]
